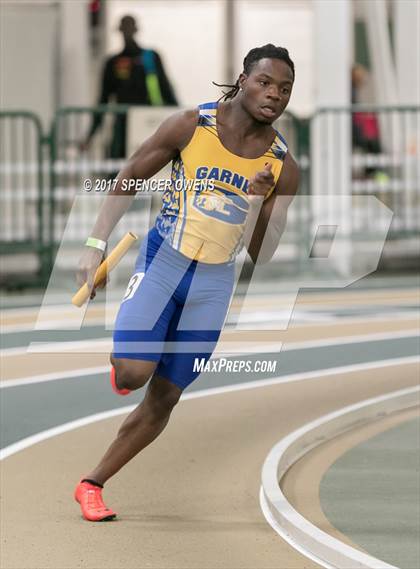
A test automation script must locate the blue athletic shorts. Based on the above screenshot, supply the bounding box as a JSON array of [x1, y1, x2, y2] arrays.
[[113, 227, 235, 390]]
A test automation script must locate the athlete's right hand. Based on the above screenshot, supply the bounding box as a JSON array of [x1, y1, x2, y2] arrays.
[[248, 163, 275, 198], [77, 247, 106, 300]]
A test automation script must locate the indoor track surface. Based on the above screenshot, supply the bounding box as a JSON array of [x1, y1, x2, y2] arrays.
[[1, 278, 419, 569]]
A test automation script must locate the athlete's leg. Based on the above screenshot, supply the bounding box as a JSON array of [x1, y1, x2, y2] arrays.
[[75, 231, 190, 519], [155, 260, 235, 391], [83, 374, 182, 486], [110, 356, 157, 391]]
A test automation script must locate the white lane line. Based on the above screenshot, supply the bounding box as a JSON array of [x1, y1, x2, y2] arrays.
[[1, 287, 417, 317], [1, 329, 419, 388], [260, 386, 419, 569], [16, 338, 111, 355], [1, 344, 107, 357], [1, 356, 419, 460], [281, 329, 419, 351], [228, 310, 338, 324], [2, 327, 419, 359], [1, 347, 28, 356], [0, 366, 110, 389], [2, 306, 301, 333], [2, 304, 419, 334], [1, 298, 120, 317], [1, 317, 107, 334]]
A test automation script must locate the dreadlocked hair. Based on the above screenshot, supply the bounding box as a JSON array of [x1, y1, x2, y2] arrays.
[[213, 44, 295, 102], [212, 79, 240, 102]]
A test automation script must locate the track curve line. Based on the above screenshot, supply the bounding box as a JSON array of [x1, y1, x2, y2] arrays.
[[260, 383, 420, 569]]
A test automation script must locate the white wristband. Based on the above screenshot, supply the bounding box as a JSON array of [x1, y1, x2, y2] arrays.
[[85, 237, 107, 252]]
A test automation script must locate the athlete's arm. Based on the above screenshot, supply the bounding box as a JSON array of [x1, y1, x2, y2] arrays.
[[77, 109, 198, 292], [245, 152, 299, 264]]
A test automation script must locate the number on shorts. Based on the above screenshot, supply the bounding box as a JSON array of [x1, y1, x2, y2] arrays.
[[122, 272, 144, 302]]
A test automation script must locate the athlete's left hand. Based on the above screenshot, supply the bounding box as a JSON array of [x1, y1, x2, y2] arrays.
[[248, 163, 274, 198]]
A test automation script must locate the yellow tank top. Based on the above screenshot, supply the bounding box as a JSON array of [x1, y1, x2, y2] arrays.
[[154, 101, 288, 263]]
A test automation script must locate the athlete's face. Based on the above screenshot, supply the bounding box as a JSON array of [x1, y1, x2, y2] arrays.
[[239, 58, 294, 124]]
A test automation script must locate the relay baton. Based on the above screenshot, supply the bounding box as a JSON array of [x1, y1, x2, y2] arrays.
[[72, 232, 138, 307]]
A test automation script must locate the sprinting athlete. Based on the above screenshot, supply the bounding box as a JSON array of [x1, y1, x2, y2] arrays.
[[74, 44, 299, 521]]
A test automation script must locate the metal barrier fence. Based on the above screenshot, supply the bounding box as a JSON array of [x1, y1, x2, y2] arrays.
[[312, 106, 420, 238], [310, 106, 419, 271], [48, 105, 155, 287], [0, 105, 418, 288], [51, 106, 130, 244], [49, 106, 307, 279], [0, 111, 50, 286]]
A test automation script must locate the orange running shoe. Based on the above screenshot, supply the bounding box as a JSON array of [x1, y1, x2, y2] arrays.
[[110, 366, 131, 396], [74, 480, 117, 521]]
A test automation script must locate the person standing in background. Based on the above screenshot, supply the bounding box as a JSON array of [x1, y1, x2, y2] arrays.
[[351, 64, 386, 180], [83, 14, 178, 158]]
